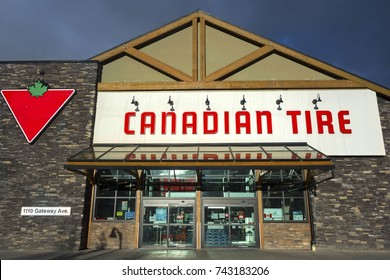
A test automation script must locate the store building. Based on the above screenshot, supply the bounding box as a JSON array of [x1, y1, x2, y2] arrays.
[[0, 11, 389, 251]]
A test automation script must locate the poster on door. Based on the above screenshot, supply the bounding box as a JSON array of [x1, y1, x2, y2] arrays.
[[155, 208, 167, 223]]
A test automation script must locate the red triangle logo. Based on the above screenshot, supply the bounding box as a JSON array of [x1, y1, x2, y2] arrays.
[[1, 89, 76, 143]]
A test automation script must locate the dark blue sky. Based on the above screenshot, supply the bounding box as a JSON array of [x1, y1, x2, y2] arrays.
[[0, 0, 388, 88]]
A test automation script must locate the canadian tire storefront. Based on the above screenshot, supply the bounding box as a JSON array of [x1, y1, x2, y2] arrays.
[[1, 11, 389, 251]]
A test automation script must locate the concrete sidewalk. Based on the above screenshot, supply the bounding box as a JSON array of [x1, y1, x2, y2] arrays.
[[1, 249, 390, 260]]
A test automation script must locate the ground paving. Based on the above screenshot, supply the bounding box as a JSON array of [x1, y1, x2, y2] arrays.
[[1, 249, 390, 260]]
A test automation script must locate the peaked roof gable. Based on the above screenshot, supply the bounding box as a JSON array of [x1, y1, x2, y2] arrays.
[[92, 10, 389, 98]]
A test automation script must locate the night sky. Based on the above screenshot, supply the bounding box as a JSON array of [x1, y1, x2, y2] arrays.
[[0, 0, 388, 88]]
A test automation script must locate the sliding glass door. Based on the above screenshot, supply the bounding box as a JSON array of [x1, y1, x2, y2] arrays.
[[203, 201, 258, 247], [141, 200, 195, 248]]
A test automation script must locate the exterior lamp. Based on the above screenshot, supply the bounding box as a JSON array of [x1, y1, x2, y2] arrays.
[[312, 94, 322, 110], [131, 96, 139, 112], [205, 96, 211, 111], [38, 69, 48, 85], [240, 95, 247, 110], [109, 227, 123, 249], [168, 96, 175, 111], [276, 95, 283, 111]]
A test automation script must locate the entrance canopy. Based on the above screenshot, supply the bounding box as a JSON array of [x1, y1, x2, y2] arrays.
[[64, 142, 334, 171]]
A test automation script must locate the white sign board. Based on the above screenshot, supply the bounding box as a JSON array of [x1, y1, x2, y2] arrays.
[[21, 207, 71, 216], [93, 89, 385, 156]]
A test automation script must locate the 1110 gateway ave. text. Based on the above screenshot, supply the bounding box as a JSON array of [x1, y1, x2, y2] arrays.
[[123, 110, 352, 135]]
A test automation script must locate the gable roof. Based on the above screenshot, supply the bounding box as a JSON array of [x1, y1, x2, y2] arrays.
[[92, 10, 390, 98]]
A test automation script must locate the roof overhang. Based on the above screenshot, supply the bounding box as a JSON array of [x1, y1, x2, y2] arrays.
[[64, 142, 335, 171]]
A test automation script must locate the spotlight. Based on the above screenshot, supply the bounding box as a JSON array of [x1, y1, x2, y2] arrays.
[[312, 94, 322, 110], [205, 96, 211, 111], [131, 96, 139, 112], [240, 95, 246, 110], [276, 95, 283, 111], [168, 96, 175, 111]]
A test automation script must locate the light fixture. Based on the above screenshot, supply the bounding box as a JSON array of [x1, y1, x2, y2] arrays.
[[240, 95, 246, 110], [168, 96, 175, 111], [28, 69, 49, 96], [205, 96, 211, 111], [276, 94, 283, 110], [312, 94, 322, 110], [38, 69, 47, 83], [131, 96, 139, 112], [109, 227, 123, 249]]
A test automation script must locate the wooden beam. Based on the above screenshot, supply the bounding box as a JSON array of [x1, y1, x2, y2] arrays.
[[200, 12, 271, 46], [192, 17, 199, 81], [124, 48, 193, 81], [196, 190, 202, 250], [97, 80, 363, 91], [65, 160, 334, 169], [127, 14, 195, 48], [91, 10, 389, 97], [257, 188, 264, 249], [134, 189, 142, 249], [92, 13, 196, 62], [198, 11, 390, 97], [86, 180, 96, 249], [205, 45, 274, 81], [199, 17, 206, 81], [274, 47, 390, 97]]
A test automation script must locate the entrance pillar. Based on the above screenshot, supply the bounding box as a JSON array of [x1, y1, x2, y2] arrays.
[[255, 170, 264, 249], [196, 190, 202, 249], [134, 170, 143, 249], [86, 170, 96, 249]]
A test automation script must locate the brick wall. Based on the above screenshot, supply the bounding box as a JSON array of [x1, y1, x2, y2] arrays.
[[0, 61, 99, 250], [263, 223, 311, 249], [89, 222, 136, 249], [313, 96, 390, 250]]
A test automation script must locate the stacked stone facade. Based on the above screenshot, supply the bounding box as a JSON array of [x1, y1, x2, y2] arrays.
[[0, 61, 389, 251], [314, 96, 390, 250], [0, 61, 99, 250]]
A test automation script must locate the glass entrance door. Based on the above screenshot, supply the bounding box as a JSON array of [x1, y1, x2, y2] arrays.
[[141, 201, 195, 248], [204, 203, 257, 247]]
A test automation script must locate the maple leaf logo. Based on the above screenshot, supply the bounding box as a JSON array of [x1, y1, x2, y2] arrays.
[[28, 80, 48, 97]]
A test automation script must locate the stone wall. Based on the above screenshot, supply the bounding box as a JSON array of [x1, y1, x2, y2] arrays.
[[1, 62, 389, 251], [0, 61, 99, 250], [313, 96, 390, 250], [263, 223, 311, 249]]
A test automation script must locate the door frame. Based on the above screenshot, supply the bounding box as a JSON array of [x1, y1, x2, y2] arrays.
[[140, 198, 196, 248], [202, 197, 259, 248]]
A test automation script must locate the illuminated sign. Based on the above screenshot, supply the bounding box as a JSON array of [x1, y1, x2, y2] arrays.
[[93, 89, 385, 156]]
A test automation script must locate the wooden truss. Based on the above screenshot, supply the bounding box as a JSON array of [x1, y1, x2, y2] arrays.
[[92, 10, 389, 97]]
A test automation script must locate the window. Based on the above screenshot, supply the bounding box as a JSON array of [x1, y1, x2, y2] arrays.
[[261, 169, 307, 222], [94, 169, 136, 220], [262, 189, 306, 221], [202, 169, 255, 197], [144, 170, 197, 197]]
